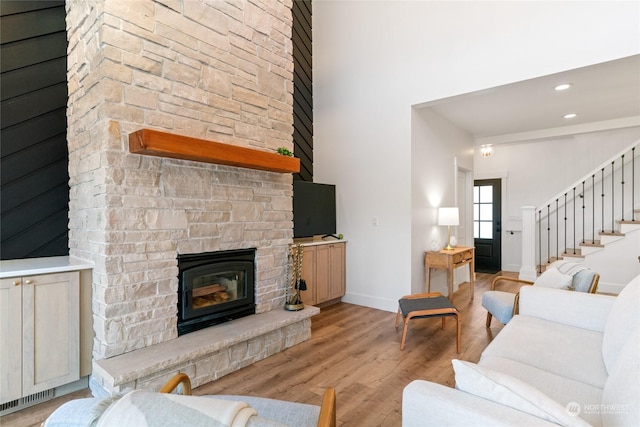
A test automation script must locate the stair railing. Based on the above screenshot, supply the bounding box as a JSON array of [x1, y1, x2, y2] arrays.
[[532, 141, 639, 274]]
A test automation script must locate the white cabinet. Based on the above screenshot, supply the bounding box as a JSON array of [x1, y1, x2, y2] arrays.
[[0, 278, 22, 403], [0, 272, 80, 404]]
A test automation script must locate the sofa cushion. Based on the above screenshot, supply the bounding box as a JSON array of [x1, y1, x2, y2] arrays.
[[601, 325, 640, 427], [602, 274, 640, 373], [481, 315, 608, 389], [519, 286, 615, 332], [480, 356, 604, 427], [452, 360, 590, 427]]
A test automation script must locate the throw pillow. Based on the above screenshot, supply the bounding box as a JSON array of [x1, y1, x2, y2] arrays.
[[572, 269, 596, 293], [552, 260, 588, 276], [452, 359, 590, 427], [533, 267, 573, 289]]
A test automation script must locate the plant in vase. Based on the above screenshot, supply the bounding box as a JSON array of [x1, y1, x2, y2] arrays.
[[285, 243, 307, 311]]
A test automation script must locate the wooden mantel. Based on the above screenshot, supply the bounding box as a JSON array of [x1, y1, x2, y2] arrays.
[[128, 129, 300, 173]]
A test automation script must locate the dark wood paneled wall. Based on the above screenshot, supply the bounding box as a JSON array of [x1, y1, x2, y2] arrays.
[[292, 0, 313, 182], [0, 1, 313, 260], [1, 1, 69, 260]]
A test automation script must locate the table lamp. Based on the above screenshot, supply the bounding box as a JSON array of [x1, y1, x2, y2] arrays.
[[438, 207, 459, 250]]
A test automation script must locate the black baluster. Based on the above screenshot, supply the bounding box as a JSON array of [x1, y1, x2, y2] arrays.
[[564, 193, 567, 256], [611, 161, 615, 232], [592, 175, 595, 244], [571, 187, 576, 255], [633, 147, 636, 222], [601, 168, 605, 232], [621, 154, 625, 221], [556, 199, 560, 259], [581, 181, 585, 244], [538, 210, 542, 274], [547, 204, 551, 264]]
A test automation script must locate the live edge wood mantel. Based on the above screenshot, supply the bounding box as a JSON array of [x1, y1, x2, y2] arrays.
[[129, 129, 300, 173]]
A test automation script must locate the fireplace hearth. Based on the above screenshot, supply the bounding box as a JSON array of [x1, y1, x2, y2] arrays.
[[177, 249, 256, 336]]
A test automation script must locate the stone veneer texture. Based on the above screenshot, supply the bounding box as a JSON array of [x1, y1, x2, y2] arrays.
[[66, 0, 295, 359]]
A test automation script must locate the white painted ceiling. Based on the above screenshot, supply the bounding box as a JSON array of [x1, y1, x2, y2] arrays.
[[419, 55, 640, 143]]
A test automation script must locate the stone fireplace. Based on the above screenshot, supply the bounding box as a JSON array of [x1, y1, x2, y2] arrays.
[[65, 0, 317, 394]]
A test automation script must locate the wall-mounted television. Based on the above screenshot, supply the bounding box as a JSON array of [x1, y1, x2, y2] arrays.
[[293, 181, 337, 238]]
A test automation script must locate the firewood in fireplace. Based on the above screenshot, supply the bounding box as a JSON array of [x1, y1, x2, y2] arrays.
[[192, 284, 227, 298], [192, 283, 231, 309]]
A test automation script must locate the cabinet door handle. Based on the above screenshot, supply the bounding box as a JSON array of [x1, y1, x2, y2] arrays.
[[24, 279, 33, 285], [13, 280, 21, 286]]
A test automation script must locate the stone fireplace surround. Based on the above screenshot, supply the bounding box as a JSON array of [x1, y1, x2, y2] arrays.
[[65, 0, 317, 395]]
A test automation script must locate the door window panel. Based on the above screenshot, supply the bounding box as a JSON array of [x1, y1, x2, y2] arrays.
[[480, 204, 493, 221], [479, 222, 493, 239], [474, 185, 493, 239], [479, 185, 493, 203]]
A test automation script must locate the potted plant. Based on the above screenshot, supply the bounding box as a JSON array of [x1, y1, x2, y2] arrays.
[[276, 147, 293, 156]]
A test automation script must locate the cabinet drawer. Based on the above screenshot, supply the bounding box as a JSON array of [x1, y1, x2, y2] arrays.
[[453, 251, 472, 264], [425, 252, 448, 269]]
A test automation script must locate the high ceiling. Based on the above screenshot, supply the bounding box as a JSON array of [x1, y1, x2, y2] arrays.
[[419, 55, 640, 144]]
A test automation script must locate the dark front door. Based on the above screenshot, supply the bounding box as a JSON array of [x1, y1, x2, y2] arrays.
[[474, 179, 501, 273]]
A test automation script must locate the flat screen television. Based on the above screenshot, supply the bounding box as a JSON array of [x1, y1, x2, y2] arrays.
[[293, 181, 337, 238]]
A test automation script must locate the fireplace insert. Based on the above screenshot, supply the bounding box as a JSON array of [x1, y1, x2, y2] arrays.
[[177, 248, 256, 335]]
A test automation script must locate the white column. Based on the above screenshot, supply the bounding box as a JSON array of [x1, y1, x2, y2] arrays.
[[519, 206, 538, 281]]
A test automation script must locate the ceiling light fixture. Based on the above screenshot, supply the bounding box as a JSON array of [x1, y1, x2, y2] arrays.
[[555, 83, 573, 91], [564, 113, 577, 119], [480, 145, 493, 157]]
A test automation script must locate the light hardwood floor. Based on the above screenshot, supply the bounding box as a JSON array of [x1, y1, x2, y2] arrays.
[[1, 272, 509, 427]]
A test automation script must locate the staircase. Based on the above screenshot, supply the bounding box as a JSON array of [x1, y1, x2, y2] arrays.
[[564, 215, 640, 259], [523, 142, 640, 289]]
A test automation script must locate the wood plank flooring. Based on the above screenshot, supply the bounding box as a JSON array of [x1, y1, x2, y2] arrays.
[[1, 272, 508, 427]]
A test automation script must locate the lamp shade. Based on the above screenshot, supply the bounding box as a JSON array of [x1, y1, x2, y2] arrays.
[[438, 207, 459, 226]]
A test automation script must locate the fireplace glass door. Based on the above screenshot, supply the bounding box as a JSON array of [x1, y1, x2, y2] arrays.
[[178, 249, 255, 335]]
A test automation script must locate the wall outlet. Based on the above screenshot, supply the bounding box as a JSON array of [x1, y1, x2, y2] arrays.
[[372, 216, 379, 226]]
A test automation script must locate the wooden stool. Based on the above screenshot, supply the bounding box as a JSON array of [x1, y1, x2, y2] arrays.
[[395, 292, 461, 352]]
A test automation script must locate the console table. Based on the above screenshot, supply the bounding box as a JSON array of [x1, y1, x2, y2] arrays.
[[425, 246, 475, 301]]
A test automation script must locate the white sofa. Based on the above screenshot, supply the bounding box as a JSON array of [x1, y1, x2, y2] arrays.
[[403, 274, 640, 427]]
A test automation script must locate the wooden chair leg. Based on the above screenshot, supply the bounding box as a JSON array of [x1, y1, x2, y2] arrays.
[[400, 319, 410, 351], [441, 317, 445, 330], [395, 307, 402, 330], [455, 314, 461, 353], [485, 312, 493, 328]]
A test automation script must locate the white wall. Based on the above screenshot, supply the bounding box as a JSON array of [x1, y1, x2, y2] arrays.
[[313, 0, 640, 312], [411, 108, 474, 296], [475, 127, 640, 272]]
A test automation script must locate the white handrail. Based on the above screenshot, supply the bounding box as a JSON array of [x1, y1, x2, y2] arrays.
[[536, 140, 640, 212]]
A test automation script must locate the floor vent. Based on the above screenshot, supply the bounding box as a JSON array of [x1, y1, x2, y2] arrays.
[[0, 388, 55, 416]]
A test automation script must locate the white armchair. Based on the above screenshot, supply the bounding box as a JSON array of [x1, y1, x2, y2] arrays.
[[483, 262, 599, 326], [45, 373, 336, 427]]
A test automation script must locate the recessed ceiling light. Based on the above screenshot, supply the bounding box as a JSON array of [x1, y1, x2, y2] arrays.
[[555, 83, 573, 91], [564, 113, 577, 119]]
